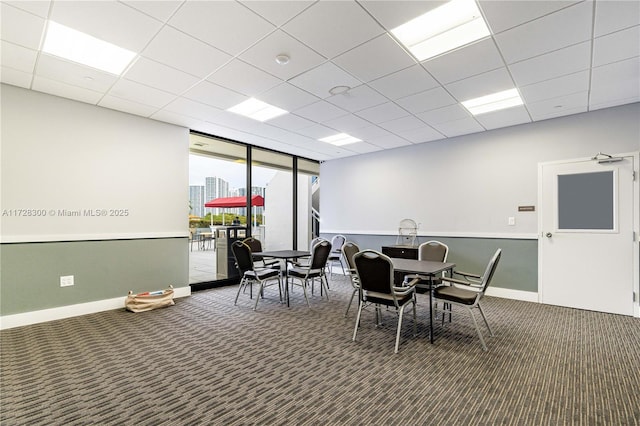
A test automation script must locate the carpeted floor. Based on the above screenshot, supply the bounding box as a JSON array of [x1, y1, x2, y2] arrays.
[[1, 275, 639, 425]]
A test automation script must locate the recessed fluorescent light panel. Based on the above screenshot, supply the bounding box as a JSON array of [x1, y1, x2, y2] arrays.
[[227, 98, 288, 122], [319, 133, 361, 146], [462, 88, 524, 115], [391, 0, 490, 61], [42, 21, 136, 75]]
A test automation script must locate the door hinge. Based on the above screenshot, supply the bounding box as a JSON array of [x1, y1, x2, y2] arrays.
[[634, 292, 637, 303], [633, 171, 636, 181]]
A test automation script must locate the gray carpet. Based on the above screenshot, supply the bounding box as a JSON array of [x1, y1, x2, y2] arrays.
[[1, 275, 639, 425]]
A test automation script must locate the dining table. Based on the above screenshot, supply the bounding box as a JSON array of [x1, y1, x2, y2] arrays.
[[252, 250, 311, 307], [390, 258, 456, 343]]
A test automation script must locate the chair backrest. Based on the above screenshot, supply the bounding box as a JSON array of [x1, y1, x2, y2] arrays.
[[479, 249, 502, 294], [309, 237, 326, 251], [309, 239, 332, 270], [330, 234, 346, 252], [231, 241, 254, 274], [353, 250, 395, 297], [418, 240, 448, 262], [341, 242, 360, 271], [242, 237, 263, 253]]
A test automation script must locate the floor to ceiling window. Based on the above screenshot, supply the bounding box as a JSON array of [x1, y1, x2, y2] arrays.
[[188, 132, 319, 286]]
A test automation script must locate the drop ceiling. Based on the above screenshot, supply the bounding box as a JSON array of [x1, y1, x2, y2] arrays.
[[1, 0, 638, 161]]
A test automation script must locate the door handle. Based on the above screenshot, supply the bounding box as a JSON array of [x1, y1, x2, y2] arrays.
[[545, 232, 552, 238]]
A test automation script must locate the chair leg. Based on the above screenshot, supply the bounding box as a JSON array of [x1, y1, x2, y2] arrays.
[[395, 305, 405, 353], [345, 288, 357, 317], [234, 277, 246, 305], [477, 303, 493, 336], [412, 300, 417, 337], [321, 275, 330, 300], [301, 279, 310, 307], [352, 302, 364, 341], [468, 308, 488, 351], [253, 282, 264, 311]]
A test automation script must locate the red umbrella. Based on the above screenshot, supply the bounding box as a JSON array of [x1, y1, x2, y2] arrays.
[[204, 195, 264, 208]]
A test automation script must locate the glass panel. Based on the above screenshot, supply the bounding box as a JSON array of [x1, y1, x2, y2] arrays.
[[557, 171, 614, 230], [252, 148, 293, 250], [189, 135, 246, 283], [297, 159, 320, 251]]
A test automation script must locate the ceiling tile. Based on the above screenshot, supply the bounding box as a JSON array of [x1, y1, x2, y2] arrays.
[[358, 1, 445, 30], [431, 117, 485, 138], [124, 57, 200, 95], [445, 67, 515, 102], [332, 34, 415, 83], [293, 100, 349, 122], [121, 1, 183, 23], [183, 81, 247, 110], [1, 41, 37, 73], [473, 105, 531, 130], [509, 41, 591, 87], [267, 113, 316, 131], [99, 95, 159, 117], [493, 1, 592, 64], [422, 38, 504, 84], [168, 1, 274, 56], [282, 1, 385, 59], [239, 30, 326, 81], [593, 26, 640, 67], [378, 115, 427, 133], [594, 0, 640, 37], [480, 0, 582, 34], [288, 61, 361, 99], [0, 3, 46, 50], [367, 64, 438, 100], [590, 57, 640, 109], [295, 123, 338, 139], [519, 70, 590, 104], [527, 91, 588, 121], [258, 82, 319, 111], [239, 1, 316, 27], [50, 1, 162, 52], [108, 79, 175, 108], [150, 110, 203, 129], [206, 59, 282, 97], [323, 114, 372, 132], [339, 140, 384, 154], [416, 104, 471, 125], [396, 86, 457, 114], [32, 76, 103, 104], [163, 97, 223, 122], [4, 1, 50, 18], [142, 26, 232, 78], [365, 133, 412, 149], [326, 85, 387, 113], [35, 54, 119, 92], [355, 102, 409, 123], [350, 125, 399, 141], [0, 66, 32, 88], [395, 125, 443, 143]]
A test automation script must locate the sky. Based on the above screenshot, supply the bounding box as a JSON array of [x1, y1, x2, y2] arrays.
[[189, 154, 276, 189]]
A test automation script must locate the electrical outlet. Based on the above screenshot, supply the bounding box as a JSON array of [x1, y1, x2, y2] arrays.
[[508, 217, 516, 226], [60, 275, 74, 287]]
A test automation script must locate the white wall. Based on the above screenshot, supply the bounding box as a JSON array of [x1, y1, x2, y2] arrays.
[[320, 103, 640, 238], [1, 84, 189, 242]]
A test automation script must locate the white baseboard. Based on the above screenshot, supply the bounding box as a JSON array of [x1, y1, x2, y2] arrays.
[[0, 286, 191, 330], [485, 286, 538, 303]]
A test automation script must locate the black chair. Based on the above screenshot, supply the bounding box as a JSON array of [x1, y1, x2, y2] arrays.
[[242, 237, 281, 270], [231, 241, 282, 311], [288, 239, 332, 307], [433, 248, 502, 351], [341, 241, 361, 317], [352, 250, 418, 353]]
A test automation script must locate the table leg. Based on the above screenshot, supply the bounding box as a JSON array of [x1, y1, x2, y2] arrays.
[[429, 276, 434, 343]]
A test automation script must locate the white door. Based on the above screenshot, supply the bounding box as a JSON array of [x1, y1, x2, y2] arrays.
[[539, 154, 638, 316]]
